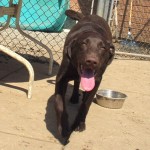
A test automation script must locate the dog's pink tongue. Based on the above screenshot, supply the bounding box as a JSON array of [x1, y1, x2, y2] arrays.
[[81, 71, 95, 92]]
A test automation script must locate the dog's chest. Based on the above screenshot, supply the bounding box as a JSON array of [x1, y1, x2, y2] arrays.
[[65, 64, 79, 81]]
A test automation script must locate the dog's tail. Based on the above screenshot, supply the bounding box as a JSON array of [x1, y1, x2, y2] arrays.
[[65, 10, 84, 21]]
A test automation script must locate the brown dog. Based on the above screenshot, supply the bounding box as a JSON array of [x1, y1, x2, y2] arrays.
[[54, 10, 115, 138]]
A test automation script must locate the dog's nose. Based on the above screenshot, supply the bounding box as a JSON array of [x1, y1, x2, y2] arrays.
[[85, 58, 98, 66]]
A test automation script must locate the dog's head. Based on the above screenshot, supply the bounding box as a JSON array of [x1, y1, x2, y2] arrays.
[[66, 32, 115, 91]]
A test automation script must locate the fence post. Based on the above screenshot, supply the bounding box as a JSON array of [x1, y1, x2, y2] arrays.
[[96, 0, 113, 22], [96, 0, 105, 17]]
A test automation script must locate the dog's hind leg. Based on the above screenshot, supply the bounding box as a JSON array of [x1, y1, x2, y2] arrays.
[[70, 79, 80, 104]]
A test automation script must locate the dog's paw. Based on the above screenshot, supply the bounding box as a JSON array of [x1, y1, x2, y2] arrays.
[[72, 122, 86, 132], [57, 129, 70, 145], [62, 128, 70, 138], [58, 125, 70, 138]]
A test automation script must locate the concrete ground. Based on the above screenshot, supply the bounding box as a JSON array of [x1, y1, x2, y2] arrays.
[[0, 56, 150, 150]]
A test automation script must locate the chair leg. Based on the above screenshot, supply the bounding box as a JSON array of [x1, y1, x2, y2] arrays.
[[15, 0, 53, 75], [0, 0, 53, 75], [0, 44, 34, 99], [16, 26, 53, 75]]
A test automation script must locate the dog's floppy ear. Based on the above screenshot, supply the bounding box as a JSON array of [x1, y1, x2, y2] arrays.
[[65, 39, 76, 59], [107, 42, 115, 65], [65, 10, 84, 21]]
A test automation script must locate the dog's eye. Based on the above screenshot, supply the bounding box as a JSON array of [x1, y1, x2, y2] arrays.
[[82, 42, 86, 46], [100, 47, 106, 51], [80, 43, 87, 50]]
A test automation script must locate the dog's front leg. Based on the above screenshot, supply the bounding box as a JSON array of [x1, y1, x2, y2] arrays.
[[55, 79, 69, 137], [72, 79, 101, 132], [70, 79, 80, 104]]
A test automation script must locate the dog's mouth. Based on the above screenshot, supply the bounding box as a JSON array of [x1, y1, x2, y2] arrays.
[[79, 65, 96, 92], [79, 65, 97, 76]]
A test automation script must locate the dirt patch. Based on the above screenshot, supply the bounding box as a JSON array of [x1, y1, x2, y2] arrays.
[[0, 58, 150, 150]]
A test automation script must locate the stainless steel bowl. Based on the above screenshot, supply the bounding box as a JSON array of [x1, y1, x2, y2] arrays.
[[96, 89, 127, 109]]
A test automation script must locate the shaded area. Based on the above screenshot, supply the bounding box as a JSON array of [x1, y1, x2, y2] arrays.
[[0, 53, 59, 82], [45, 84, 83, 145], [0, 53, 59, 97]]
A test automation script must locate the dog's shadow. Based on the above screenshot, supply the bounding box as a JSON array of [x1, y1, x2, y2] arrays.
[[45, 85, 83, 144]]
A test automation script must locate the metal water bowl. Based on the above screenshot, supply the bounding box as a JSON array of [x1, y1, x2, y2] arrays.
[[96, 89, 127, 109]]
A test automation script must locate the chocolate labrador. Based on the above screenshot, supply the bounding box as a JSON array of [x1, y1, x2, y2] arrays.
[[54, 10, 115, 138]]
